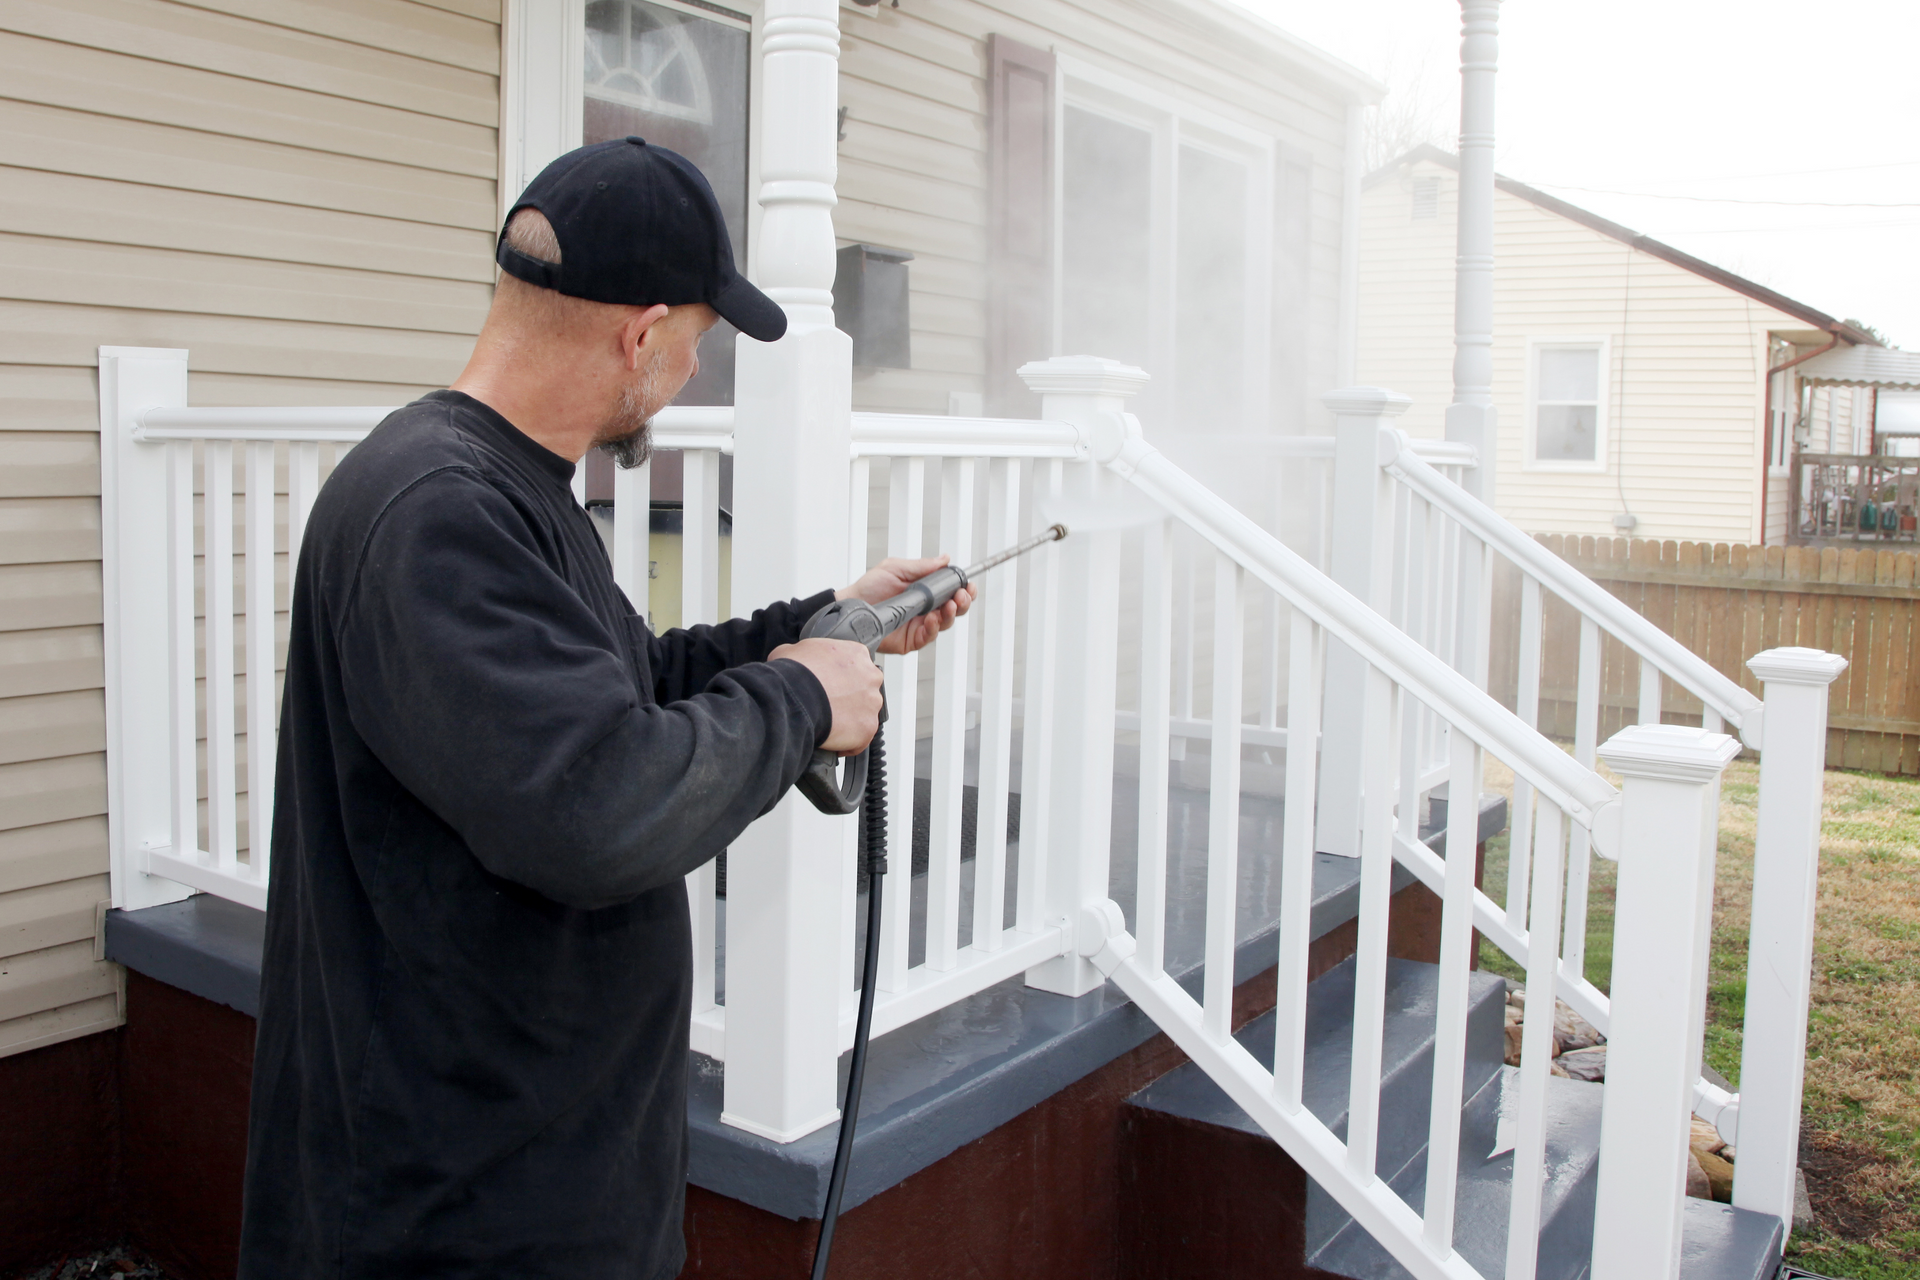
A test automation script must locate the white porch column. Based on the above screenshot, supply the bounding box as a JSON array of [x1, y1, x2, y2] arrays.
[[720, 0, 852, 1144], [1448, 0, 1500, 508], [1590, 724, 1740, 1280], [1316, 387, 1409, 859], [1020, 356, 1145, 997], [98, 347, 197, 912], [1735, 647, 1847, 1231]]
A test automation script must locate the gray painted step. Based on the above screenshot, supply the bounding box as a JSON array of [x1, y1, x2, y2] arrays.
[[1129, 959, 1785, 1280], [1127, 956, 1509, 1259]]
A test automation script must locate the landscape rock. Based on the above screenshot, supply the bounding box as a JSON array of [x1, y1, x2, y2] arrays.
[[1696, 1147, 1735, 1202], [1557, 1046, 1607, 1082], [1686, 1149, 1711, 1199], [1503, 1020, 1524, 1066], [1690, 1116, 1727, 1156], [1552, 1002, 1605, 1055]]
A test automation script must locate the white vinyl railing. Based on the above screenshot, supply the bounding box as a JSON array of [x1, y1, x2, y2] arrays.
[[1328, 392, 1844, 1239], [99, 349, 1832, 1277]]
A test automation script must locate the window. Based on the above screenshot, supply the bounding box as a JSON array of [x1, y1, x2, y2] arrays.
[[583, 0, 750, 405], [1527, 339, 1609, 471], [1052, 58, 1273, 438], [1411, 176, 1438, 220]]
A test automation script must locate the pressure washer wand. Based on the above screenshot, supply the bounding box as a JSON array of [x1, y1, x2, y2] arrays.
[[803, 523, 1066, 1280], [792, 523, 1066, 817]]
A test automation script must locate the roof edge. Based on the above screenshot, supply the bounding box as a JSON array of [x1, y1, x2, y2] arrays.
[[1366, 146, 1883, 347]]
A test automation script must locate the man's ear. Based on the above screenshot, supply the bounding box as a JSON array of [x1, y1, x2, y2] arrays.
[[618, 304, 672, 371]]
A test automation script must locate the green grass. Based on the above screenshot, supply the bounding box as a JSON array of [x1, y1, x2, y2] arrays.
[[1478, 755, 1920, 1275]]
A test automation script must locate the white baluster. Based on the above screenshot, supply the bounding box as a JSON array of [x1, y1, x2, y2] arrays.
[[972, 457, 1022, 953], [719, 0, 850, 1144], [167, 440, 197, 862], [1135, 517, 1173, 977], [843, 455, 870, 993], [1272, 610, 1322, 1111], [1562, 616, 1601, 984], [611, 457, 652, 619], [879, 457, 923, 990], [682, 450, 719, 627], [244, 441, 277, 885], [1345, 667, 1399, 1180], [1508, 574, 1542, 931], [1016, 458, 1062, 935], [1505, 799, 1567, 1280], [1422, 729, 1482, 1253], [205, 441, 239, 874], [927, 458, 975, 970], [1202, 553, 1243, 1042], [1735, 648, 1847, 1228]]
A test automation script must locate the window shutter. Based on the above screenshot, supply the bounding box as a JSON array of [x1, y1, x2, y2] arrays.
[[986, 34, 1056, 417]]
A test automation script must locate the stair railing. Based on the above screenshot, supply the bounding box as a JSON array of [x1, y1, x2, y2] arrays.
[[1349, 395, 1847, 1237], [1032, 360, 1745, 1280]]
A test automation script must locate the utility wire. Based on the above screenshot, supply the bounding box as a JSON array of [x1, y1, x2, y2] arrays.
[[1531, 185, 1920, 209]]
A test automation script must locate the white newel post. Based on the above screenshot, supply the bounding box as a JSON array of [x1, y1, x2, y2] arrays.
[[1590, 724, 1740, 1280], [98, 347, 196, 912], [1316, 388, 1409, 858], [1448, 0, 1500, 509], [1736, 647, 1847, 1229], [720, 0, 851, 1143], [1019, 356, 1145, 997]]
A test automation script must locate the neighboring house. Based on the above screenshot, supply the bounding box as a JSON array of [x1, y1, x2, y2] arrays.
[[1356, 145, 1884, 546], [0, 0, 1379, 1263]]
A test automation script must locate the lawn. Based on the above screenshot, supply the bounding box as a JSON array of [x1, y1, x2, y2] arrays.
[[1478, 755, 1920, 1275]]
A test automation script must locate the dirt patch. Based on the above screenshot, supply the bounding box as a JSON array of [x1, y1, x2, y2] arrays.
[[1801, 1130, 1920, 1252]]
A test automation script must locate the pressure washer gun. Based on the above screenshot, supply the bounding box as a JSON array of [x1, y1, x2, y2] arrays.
[[792, 523, 1067, 816]]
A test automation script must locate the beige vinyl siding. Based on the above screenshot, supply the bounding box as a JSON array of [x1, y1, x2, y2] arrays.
[[1358, 159, 1802, 545], [0, 0, 500, 1057], [834, 0, 1355, 420]]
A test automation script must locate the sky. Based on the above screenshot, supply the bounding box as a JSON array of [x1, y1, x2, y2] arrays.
[[1224, 0, 1920, 351]]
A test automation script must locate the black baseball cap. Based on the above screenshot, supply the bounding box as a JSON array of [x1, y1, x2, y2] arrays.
[[496, 137, 787, 343]]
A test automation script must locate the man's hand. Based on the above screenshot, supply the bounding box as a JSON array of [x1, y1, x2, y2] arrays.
[[770, 638, 884, 755], [838, 556, 978, 655]]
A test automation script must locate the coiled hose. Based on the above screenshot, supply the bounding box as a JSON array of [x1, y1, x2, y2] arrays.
[[810, 729, 886, 1280]]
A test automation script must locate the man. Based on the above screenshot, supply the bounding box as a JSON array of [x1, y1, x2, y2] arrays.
[[239, 138, 971, 1279]]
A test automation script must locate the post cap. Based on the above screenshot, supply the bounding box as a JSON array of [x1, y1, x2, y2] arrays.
[[1018, 355, 1151, 399], [1747, 646, 1848, 687], [1321, 386, 1412, 418], [1597, 724, 1741, 783]]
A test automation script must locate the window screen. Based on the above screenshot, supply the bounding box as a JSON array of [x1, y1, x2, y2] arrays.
[[1534, 345, 1602, 462], [1060, 106, 1152, 370], [584, 0, 750, 405]]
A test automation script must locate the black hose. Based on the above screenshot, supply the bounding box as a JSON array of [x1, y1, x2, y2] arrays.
[[810, 730, 887, 1280]]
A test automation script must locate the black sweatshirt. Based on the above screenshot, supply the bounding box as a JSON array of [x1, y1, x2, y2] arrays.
[[239, 391, 835, 1280]]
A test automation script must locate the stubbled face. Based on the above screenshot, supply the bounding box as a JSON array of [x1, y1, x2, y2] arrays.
[[596, 304, 718, 469]]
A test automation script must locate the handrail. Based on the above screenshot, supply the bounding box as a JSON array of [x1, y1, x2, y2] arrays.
[[1384, 433, 1765, 745], [850, 413, 1081, 458], [133, 403, 1087, 462], [1105, 436, 1618, 826]]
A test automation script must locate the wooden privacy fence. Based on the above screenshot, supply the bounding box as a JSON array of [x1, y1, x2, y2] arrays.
[[1489, 535, 1920, 775]]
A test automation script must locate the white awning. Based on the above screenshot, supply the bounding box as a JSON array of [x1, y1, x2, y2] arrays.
[[1795, 344, 1920, 390]]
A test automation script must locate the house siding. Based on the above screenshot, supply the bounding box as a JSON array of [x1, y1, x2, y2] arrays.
[[0, 0, 499, 1057], [1357, 159, 1805, 545]]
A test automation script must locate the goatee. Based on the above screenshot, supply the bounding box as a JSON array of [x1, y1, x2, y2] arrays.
[[596, 360, 670, 470]]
